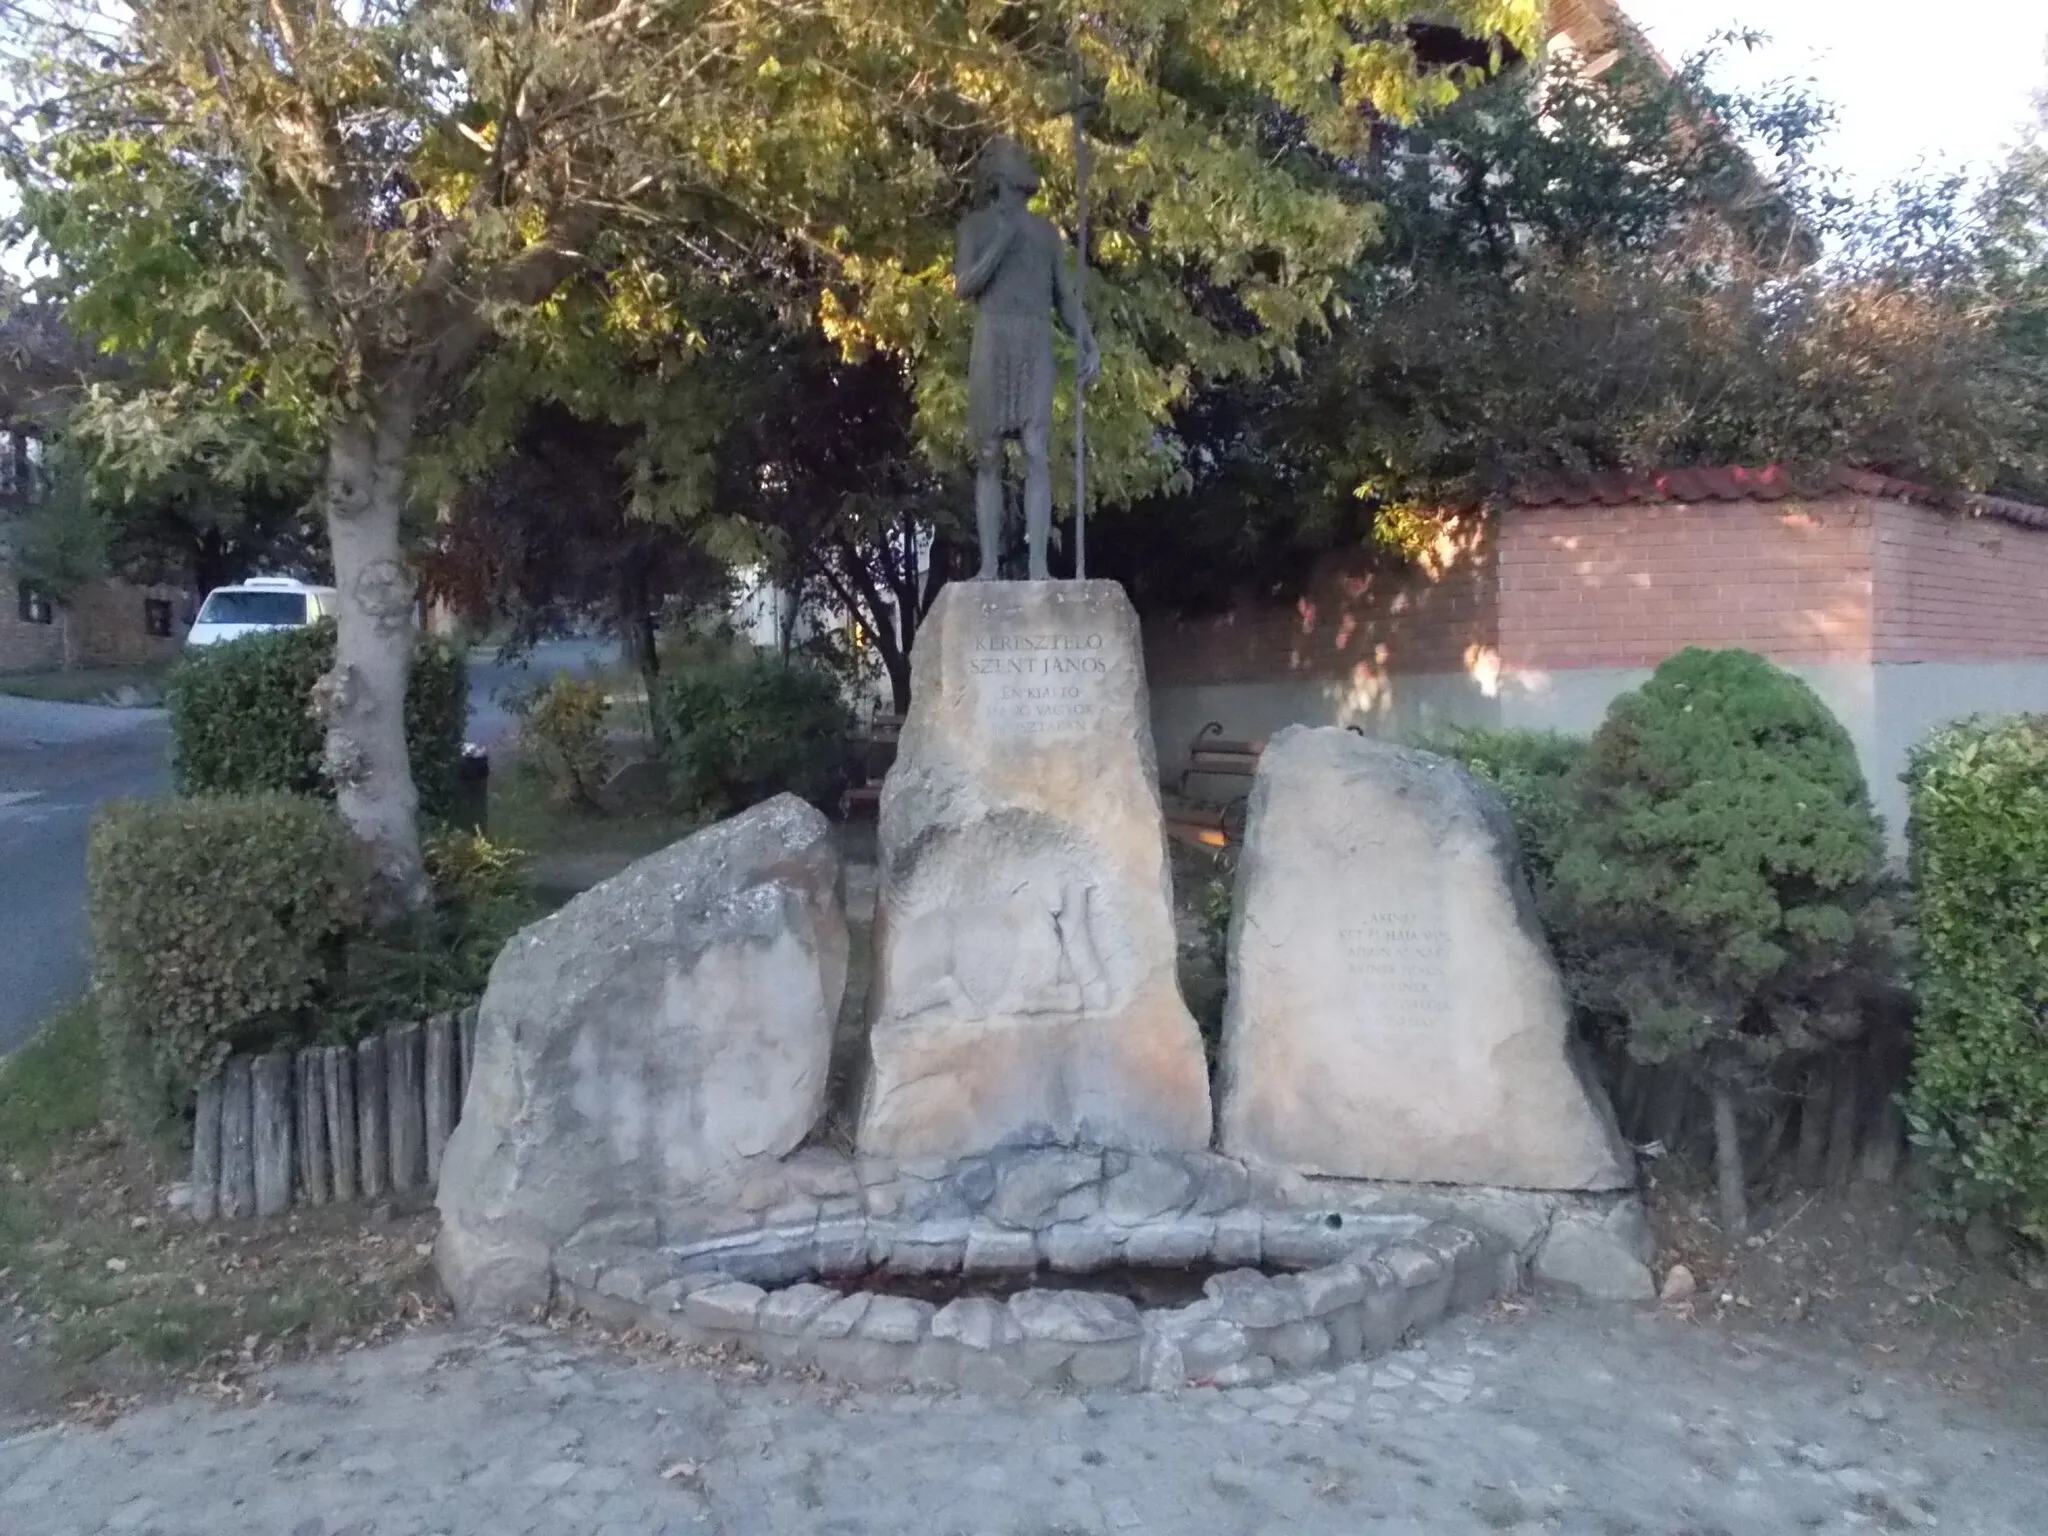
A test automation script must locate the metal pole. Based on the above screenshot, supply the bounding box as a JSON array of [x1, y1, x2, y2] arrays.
[[1071, 88, 1090, 579]]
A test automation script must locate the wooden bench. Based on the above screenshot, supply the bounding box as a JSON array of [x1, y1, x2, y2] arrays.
[[1161, 722, 1366, 849], [840, 711, 904, 819], [1164, 723, 1264, 849]]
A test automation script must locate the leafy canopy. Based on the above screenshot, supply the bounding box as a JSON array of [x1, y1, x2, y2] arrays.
[[9, 0, 1543, 514]]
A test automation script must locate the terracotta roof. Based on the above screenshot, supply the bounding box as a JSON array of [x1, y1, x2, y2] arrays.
[[1506, 464, 2048, 531]]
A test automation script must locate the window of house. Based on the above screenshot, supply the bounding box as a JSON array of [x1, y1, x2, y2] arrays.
[[17, 580, 53, 625], [143, 598, 173, 638]]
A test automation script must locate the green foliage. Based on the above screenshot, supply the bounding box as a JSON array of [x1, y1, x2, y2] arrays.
[[1550, 648, 1890, 1084], [165, 623, 468, 821], [88, 794, 362, 1140], [326, 829, 542, 1035], [517, 674, 612, 806], [1904, 717, 2048, 1240], [658, 650, 855, 819], [1415, 727, 1587, 889]]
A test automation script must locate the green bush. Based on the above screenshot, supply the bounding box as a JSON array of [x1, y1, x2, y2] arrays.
[[1905, 717, 2048, 1241], [166, 622, 469, 820], [518, 674, 611, 804], [1416, 726, 1586, 888], [1551, 648, 1891, 1229], [658, 650, 856, 818], [327, 829, 542, 1035], [89, 794, 363, 1139]]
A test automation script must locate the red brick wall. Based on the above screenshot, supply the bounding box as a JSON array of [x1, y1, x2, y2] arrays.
[[1141, 495, 2048, 692], [1143, 518, 1496, 687], [1872, 501, 2048, 662], [1496, 499, 1876, 670]]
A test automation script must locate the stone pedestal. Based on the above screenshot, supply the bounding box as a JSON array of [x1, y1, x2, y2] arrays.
[[1220, 728, 1632, 1191], [858, 580, 1211, 1159], [436, 796, 847, 1315]]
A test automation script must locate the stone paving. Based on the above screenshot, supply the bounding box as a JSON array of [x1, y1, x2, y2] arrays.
[[2, 1300, 2038, 1535]]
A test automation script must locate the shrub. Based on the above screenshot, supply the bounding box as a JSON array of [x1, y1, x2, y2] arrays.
[[1550, 647, 1890, 1233], [1416, 726, 1586, 889], [89, 794, 363, 1139], [327, 828, 542, 1035], [658, 650, 856, 818], [166, 622, 469, 820], [517, 675, 611, 804], [1905, 717, 2048, 1241]]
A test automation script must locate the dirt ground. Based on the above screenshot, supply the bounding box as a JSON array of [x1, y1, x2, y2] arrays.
[[1643, 1165, 2048, 1423]]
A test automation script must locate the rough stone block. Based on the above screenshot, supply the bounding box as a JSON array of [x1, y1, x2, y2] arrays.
[[1009, 1289, 1143, 1343], [683, 1281, 766, 1331], [1261, 1216, 1359, 1269], [1188, 1156, 1251, 1215], [857, 582, 1213, 1160], [1121, 1217, 1216, 1266], [811, 1220, 870, 1274], [1102, 1155, 1197, 1224], [1533, 1199, 1657, 1301], [436, 798, 847, 1317], [932, 1297, 1022, 1352], [963, 1226, 1040, 1273], [758, 1283, 839, 1336], [1203, 1270, 1307, 1329], [807, 1293, 872, 1339], [1068, 1340, 1142, 1389], [1324, 1304, 1366, 1362], [858, 1295, 933, 1345], [889, 1220, 970, 1274], [1300, 1263, 1369, 1317], [986, 1151, 1103, 1228], [1041, 1221, 1118, 1273], [1220, 729, 1633, 1191], [1211, 1209, 1263, 1267], [1262, 1320, 1333, 1371]]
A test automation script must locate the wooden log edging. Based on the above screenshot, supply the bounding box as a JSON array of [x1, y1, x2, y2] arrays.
[[186, 1005, 480, 1224]]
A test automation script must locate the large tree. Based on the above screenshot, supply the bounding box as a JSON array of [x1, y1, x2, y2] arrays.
[[9, 0, 1536, 906], [1096, 39, 2048, 607]]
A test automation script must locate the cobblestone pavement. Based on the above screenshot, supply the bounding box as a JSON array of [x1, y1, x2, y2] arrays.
[[2, 1301, 2039, 1535]]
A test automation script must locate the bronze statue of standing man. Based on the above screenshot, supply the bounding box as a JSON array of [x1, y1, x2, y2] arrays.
[[955, 136, 1099, 581]]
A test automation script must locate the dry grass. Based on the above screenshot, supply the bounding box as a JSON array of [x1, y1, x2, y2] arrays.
[[0, 1005, 445, 1424]]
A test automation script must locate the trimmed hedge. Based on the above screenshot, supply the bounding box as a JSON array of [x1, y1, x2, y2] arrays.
[[1417, 726, 1586, 889], [89, 794, 362, 1139], [1905, 717, 2048, 1240], [166, 622, 468, 820], [1551, 647, 1888, 1075], [658, 651, 856, 818]]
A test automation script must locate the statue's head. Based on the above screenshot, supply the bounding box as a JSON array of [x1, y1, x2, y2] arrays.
[[979, 136, 1041, 198]]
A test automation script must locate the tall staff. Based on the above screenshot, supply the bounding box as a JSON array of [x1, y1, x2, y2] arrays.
[[1070, 90, 1092, 578]]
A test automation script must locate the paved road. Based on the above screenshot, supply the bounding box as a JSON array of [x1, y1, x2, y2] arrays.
[[1, 1303, 2037, 1535], [465, 637, 621, 751], [0, 642, 619, 1055], [0, 699, 170, 1055]]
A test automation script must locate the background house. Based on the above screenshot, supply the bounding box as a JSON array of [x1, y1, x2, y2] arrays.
[[0, 304, 193, 674]]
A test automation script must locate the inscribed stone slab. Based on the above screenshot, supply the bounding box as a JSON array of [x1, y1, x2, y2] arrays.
[[1220, 728, 1632, 1191], [858, 580, 1211, 1159]]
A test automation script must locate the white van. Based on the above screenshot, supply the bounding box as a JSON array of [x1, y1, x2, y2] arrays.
[[185, 577, 340, 648]]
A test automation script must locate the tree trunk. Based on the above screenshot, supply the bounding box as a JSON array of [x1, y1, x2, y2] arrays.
[[1712, 1086, 1748, 1238], [321, 404, 427, 916], [1796, 1064, 1833, 1188], [1825, 1052, 1863, 1189]]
